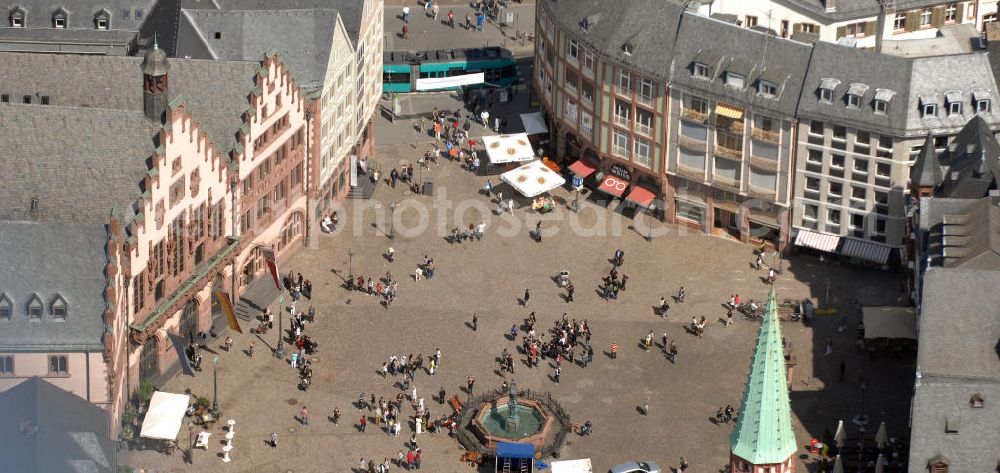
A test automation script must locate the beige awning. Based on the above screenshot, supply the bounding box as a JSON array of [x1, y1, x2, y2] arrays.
[[715, 103, 744, 120], [862, 306, 917, 340]]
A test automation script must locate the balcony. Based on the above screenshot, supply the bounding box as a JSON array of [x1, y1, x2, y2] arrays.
[[635, 122, 653, 136], [719, 121, 745, 134], [614, 115, 631, 129], [714, 143, 743, 160], [612, 145, 628, 157], [680, 107, 709, 124], [750, 155, 780, 172], [751, 128, 780, 144]]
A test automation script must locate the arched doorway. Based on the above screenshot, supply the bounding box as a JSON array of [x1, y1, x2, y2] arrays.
[[564, 132, 580, 162], [139, 336, 159, 382], [211, 275, 224, 318], [181, 299, 199, 342], [279, 211, 304, 250]]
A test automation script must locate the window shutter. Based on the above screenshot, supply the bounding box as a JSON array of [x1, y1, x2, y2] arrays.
[[837, 26, 847, 38], [955, 3, 964, 21], [865, 21, 877, 36], [932, 7, 945, 26], [905, 11, 920, 31]]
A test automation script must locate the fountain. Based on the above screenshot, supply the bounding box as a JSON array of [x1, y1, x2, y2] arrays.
[[467, 380, 561, 451]]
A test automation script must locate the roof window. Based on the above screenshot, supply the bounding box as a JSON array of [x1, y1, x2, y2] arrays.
[[27, 294, 43, 319], [9, 6, 24, 27], [0, 294, 11, 319]]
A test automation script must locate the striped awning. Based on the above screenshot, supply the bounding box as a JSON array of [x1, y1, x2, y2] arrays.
[[794, 229, 840, 253], [715, 103, 744, 120], [840, 238, 892, 265]]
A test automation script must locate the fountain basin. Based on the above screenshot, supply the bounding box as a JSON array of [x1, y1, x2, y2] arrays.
[[471, 398, 554, 450]]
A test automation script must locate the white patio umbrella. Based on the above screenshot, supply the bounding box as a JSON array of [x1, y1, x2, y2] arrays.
[[875, 421, 888, 449], [874, 453, 886, 473], [832, 455, 844, 473], [834, 419, 846, 448]]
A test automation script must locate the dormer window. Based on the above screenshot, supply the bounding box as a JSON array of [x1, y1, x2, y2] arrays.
[[923, 104, 937, 116], [977, 99, 991, 113], [971, 393, 985, 408], [873, 88, 895, 115], [845, 83, 869, 109], [0, 294, 11, 319], [95, 10, 110, 30], [945, 91, 963, 115], [580, 13, 602, 33], [9, 7, 25, 27], [973, 89, 992, 113], [819, 78, 841, 104], [726, 72, 745, 89], [27, 295, 42, 319], [758, 80, 777, 97], [621, 42, 633, 56], [51, 295, 67, 319], [693, 63, 710, 79], [52, 8, 68, 28]]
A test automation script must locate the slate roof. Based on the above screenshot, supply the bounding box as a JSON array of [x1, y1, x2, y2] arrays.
[[0, 0, 157, 30], [670, 12, 812, 117], [0, 51, 260, 155], [182, 0, 365, 43], [0, 377, 115, 473], [936, 115, 1000, 198], [730, 288, 798, 464], [539, 0, 684, 81], [931, 198, 1000, 269], [906, 53, 1000, 135], [910, 268, 1000, 472], [797, 41, 913, 136], [0, 221, 109, 351], [911, 134, 944, 187], [177, 8, 338, 91], [0, 104, 154, 224]]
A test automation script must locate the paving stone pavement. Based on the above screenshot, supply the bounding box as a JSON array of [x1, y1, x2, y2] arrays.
[[124, 136, 912, 473]]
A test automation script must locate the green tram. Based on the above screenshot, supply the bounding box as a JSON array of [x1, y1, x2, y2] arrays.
[[383, 47, 518, 93]]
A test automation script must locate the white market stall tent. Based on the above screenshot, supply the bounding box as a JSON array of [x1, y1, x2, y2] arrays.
[[482, 133, 536, 164], [501, 160, 566, 198], [551, 458, 593, 473], [140, 391, 191, 440], [519, 112, 549, 136]]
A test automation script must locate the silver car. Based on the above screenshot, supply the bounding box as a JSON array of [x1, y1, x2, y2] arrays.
[[609, 461, 662, 473]]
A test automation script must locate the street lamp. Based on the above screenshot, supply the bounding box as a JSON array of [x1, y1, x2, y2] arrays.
[[274, 304, 285, 358], [210, 356, 220, 419], [187, 421, 194, 464], [347, 248, 354, 282], [389, 202, 397, 240]]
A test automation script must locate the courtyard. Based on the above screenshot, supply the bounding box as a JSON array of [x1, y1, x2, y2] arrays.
[[124, 112, 914, 472]]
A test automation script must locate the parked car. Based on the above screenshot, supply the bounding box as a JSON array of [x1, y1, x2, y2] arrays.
[[609, 461, 661, 473]]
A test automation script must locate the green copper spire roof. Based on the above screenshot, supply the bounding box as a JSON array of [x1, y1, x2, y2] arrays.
[[730, 287, 797, 464]]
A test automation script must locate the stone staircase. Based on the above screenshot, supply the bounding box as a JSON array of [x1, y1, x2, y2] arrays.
[[347, 176, 377, 199]]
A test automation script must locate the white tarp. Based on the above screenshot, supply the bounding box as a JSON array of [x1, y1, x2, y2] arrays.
[[551, 459, 593, 473], [501, 160, 566, 198], [140, 391, 191, 440], [483, 133, 536, 164], [415, 72, 485, 91], [520, 112, 549, 135]]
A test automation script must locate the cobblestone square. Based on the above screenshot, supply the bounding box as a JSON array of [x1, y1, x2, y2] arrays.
[[125, 130, 913, 472]]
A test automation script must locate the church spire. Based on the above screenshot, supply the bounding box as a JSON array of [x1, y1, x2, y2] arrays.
[[729, 288, 797, 471]]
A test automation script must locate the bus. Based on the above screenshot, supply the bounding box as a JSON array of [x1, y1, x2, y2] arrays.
[[383, 47, 518, 93]]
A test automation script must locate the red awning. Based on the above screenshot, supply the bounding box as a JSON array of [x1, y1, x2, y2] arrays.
[[597, 175, 629, 198], [625, 186, 656, 208], [568, 160, 596, 178]]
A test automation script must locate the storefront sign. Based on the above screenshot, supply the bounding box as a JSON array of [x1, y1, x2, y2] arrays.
[[609, 164, 631, 182]]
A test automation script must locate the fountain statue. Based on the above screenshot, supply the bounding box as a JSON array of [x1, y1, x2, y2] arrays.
[[505, 380, 519, 433]]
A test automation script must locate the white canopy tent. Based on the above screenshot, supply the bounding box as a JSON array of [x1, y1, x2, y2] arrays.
[[519, 112, 549, 136], [501, 160, 566, 198], [551, 458, 593, 473], [140, 391, 191, 440], [482, 133, 536, 164]]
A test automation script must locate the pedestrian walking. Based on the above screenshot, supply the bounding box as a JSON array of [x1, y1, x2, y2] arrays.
[[554, 365, 561, 383], [523, 289, 530, 307], [360, 416, 367, 433], [535, 221, 542, 242], [467, 376, 475, 397], [402, 23, 409, 39], [677, 286, 686, 303], [270, 432, 278, 447], [472, 313, 478, 331], [465, 12, 472, 30], [642, 397, 649, 415], [658, 297, 669, 317], [224, 336, 233, 352], [566, 283, 575, 303], [333, 407, 342, 424], [402, 5, 410, 22], [300, 405, 310, 425], [480, 109, 490, 128], [610, 341, 619, 359], [248, 340, 255, 357], [448, 9, 454, 27]]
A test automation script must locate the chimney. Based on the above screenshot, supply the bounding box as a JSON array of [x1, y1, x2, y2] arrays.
[[824, 0, 836, 11]]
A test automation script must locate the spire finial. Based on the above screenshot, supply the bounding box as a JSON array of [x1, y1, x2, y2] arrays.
[[153, 33, 159, 50]]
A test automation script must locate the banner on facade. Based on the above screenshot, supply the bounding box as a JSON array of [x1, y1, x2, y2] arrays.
[[213, 291, 242, 333], [167, 332, 195, 377], [260, 246, 281, 290]]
